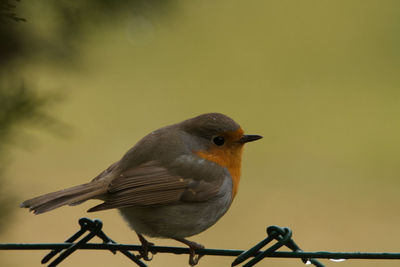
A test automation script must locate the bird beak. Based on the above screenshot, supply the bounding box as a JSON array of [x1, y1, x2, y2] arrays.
[[239, 134, 263, 144]]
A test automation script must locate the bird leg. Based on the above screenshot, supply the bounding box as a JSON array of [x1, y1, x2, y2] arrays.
[[174, 238, 204, 266], [136, 233, 155, 261]]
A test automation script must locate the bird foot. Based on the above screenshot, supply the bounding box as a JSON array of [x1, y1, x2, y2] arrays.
[[174, 238, 204, 266], [137, 233, 156, 261]]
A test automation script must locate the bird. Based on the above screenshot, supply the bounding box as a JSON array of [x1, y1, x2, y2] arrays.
[[21, 113, 262, 266]]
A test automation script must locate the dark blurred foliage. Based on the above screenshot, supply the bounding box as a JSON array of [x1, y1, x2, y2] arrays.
[[16, 0, 175, 64], [0, 0, 25, 23], [0, 0, 175, 234], [0, 0, 35, 233], [0, 81, 53, 231]]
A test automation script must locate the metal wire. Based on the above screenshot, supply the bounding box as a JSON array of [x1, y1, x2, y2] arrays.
[[1, 218, 400, 266]]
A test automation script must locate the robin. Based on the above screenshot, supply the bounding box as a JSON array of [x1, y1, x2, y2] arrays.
[[21, 113, 262, 266]]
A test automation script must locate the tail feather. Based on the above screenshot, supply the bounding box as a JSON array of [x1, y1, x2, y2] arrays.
[[20, 181, 106, 214]]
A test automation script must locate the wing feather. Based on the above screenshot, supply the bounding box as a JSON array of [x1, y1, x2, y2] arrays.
[[88, 161, 199, 212], [88, 161, 224, 212]]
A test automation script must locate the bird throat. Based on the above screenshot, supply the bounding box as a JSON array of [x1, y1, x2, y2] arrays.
[[195, 144, 243, 199]]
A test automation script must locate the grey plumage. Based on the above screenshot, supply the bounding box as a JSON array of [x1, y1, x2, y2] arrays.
[[20, 113, 237, 217]]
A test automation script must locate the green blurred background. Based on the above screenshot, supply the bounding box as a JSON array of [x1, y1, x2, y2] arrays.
[[1, 0, 399, 266]]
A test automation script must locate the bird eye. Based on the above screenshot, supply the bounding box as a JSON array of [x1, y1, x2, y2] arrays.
[[212, 136, 225, 146]]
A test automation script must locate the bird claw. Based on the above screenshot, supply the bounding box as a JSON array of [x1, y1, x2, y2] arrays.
[[138, 244, 155, 261], [189, 249, 204, 266], [174, 238, 204, 266], [137, 234, 156, 261]]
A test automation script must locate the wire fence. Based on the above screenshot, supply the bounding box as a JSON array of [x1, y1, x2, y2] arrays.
[[1, 217, 400, 266]]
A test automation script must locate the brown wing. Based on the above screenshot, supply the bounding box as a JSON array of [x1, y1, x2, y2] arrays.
[[87, 161, 221, 212]]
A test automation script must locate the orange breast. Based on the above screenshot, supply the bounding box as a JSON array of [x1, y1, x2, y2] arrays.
[[196, 145, 243, 199]]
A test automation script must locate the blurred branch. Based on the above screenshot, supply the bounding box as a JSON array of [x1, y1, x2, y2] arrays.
[[0, 0, 25, 23], [0, 80, 60, 232], [0, 82, 49, 142], [0, 0, 174, 236]]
